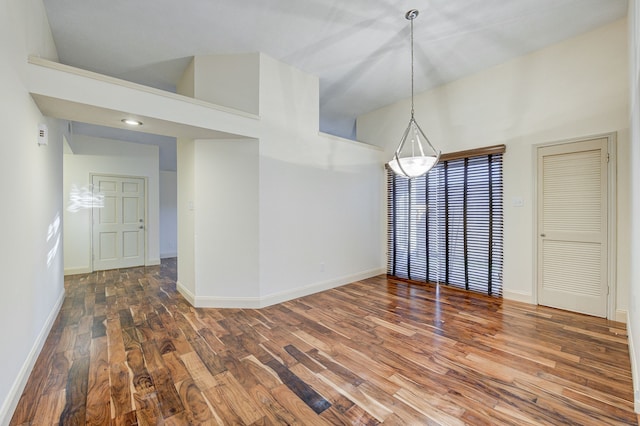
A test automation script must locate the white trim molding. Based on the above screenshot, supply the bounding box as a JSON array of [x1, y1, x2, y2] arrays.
[[616, 309, 628, 324], [194, 295, 262, 309], [0, 289, 65, 426], [627, 311, 640, 413], [176, 281, 196, 306], [28, 56, 260, 121], [503, 290, 533, 304], [64, 266, 92, 276], [146, 258, 161, 267], [531, 132, 618, 320], [259, 268, 386, 308], [182, 268, 386, 309]]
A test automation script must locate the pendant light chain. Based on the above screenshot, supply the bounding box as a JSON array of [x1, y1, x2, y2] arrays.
[[410, 16, 415, 119]]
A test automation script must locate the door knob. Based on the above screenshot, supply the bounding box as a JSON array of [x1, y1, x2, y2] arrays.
[[540, 233, 546, 237], [139, 226, 144, 229]]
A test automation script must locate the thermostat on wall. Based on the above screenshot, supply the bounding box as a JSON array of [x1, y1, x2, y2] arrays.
[[38, 123, 48, 146]]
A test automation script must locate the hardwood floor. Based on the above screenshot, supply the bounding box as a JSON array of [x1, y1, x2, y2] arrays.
[[10, 258, 638, 425]]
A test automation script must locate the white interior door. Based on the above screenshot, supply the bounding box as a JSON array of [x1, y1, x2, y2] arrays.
[[537, 138, 608, 317], [92, 175, 146, 271]]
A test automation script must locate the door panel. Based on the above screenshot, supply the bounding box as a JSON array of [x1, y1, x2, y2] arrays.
[[537, 138, 608, 317], [99, 232, 117, 260], [123, 197, 140, 223], [101, 196, 117, 223], [123, 231, 140, 258], [92, 175, 145, 270]]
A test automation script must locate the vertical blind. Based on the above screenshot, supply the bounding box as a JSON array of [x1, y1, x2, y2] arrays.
[[387, 145, 505, 296]]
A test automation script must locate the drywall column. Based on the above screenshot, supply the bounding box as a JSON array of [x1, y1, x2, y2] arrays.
[[176, 53, 383, 307], [257, 54, 385, 302], [176, 138, 196, 300], [176, 55, 261, 306], [193, 138, 259, 305], [175, 137, 260, 305]]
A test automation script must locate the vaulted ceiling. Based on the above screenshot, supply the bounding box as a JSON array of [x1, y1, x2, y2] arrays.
[[44, 0, 628, 143]]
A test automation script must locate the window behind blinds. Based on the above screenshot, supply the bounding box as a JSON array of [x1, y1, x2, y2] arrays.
[[387, 146, 504, 296]]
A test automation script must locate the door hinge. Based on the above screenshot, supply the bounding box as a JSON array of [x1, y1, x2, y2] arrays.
[[607, 286, 610, 295], [606, 153, 610, 163]]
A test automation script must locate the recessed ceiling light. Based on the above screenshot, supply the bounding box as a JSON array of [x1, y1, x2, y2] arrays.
[[121, 118, 143, 126]]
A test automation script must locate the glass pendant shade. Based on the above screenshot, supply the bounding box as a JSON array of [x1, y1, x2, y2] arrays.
[[388, 117, 440, 178]]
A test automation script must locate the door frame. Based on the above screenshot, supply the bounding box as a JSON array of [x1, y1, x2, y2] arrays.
[[532, 132, 617, 320], [90, 173, 149, 272]]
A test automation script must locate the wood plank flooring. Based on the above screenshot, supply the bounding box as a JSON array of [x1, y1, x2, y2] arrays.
[[10, 258, 638, 425]]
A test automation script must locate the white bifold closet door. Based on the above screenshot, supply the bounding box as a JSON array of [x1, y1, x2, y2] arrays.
[[537, 138, 608, 317]]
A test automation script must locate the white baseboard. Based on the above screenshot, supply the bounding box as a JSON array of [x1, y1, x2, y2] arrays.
[[66, 258, 161, 275], [176, 281, 196, 306], [259, 268, 386, 308], [160, 252, 177, 259], [503, 290, 533, 304], [179, 268, 386, 309], [615, 309, 628, 323], [195, 295, 262, 309], [628, 311, 640, 413], [0, 289, 65, 426], [64, 266, 91, 276], [179, 281, 262, 308]]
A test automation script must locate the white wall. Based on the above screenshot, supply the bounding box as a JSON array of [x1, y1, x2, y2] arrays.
[[627, 0, 640, 412], [194, 54, 260, 115], [358, 19, 630, 317], [63, 135, 160, 274], [176, 137, 260, 306], [194, 139, 260, 302], [258, 54, 385, 303], [159, 170, 177, 258], [176, 53, 385, 307], [0, 0, 64, 423], [178, 54, 260, 115]]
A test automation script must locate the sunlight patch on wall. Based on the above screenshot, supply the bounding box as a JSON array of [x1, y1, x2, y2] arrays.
[[46, 213, 61, 268], [67, 184, 104, 213]]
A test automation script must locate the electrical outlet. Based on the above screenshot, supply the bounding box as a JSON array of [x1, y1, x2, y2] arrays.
[[320, 262, 325, 272]]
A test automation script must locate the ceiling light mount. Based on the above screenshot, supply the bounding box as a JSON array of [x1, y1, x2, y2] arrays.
[[387, 8, 440, 179], [405, 9, 419, 20]]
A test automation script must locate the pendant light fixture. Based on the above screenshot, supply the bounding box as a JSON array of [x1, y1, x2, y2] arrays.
[[387, 9, 440, 179]]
